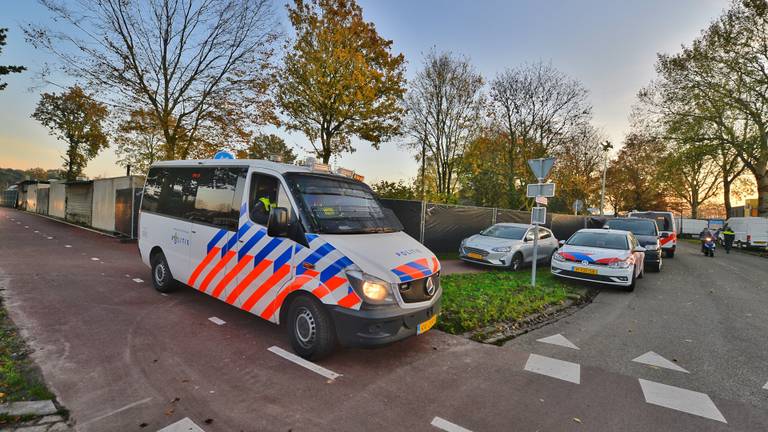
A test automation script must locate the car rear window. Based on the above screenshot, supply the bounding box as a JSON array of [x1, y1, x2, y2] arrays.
[[631, 212, 672, 231], [605, 219, 657, 236], [567, 232, 629, 250]]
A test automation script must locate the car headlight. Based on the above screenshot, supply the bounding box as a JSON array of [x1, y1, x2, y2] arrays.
[[552, 252, 565, 262], [644, 244, 658, 251], [492, 246, 512, 252], [460, 239, 468, 247], [608, 258, 631, 268], [346, 271, 395, 304]]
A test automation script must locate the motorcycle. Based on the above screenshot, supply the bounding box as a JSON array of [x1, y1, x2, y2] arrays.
[[702, 236, 716, 257]]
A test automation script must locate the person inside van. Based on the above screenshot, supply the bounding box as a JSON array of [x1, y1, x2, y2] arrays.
[[250, 176, 278, 225]]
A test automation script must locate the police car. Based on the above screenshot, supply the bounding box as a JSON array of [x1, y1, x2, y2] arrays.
[[550, 228, 646, 291], [138, 157, 441, 359]]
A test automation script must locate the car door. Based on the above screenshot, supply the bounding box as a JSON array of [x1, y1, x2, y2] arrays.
[[521, 228, 536, 262], [187, 167, 247, 300], [629, 233, 643, 276], [538, 227, 556, 259], [227, 171, 296, 321]]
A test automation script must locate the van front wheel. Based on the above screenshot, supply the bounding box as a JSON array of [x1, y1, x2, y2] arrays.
[[151, 252, 175, 293], [286, 296, 336, 360]]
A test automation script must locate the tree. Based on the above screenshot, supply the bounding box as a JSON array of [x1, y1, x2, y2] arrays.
[[404, 50, 484, 202], [647, 0, 768, 216], [549, 125, 605, 214], [114, 109, 168, 174], [26, 0, 280, 159], [660, 143, 721, 219], [276, 0, 406, 163], [604, 134, 668, 214], [25, 168, 48, 181], [31, 86, 109, 181], [490, 61, 592, 208], [0, 28, 25, 91], [236, 133, 297, 163], [459, 128, 509, 207], [370, 180, 416, 200]]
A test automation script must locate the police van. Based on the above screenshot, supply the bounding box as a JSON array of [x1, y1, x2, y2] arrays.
[[138, 158, 441, 359], [628, 210, 678, 258]]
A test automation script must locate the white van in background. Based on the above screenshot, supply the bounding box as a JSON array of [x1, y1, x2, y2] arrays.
[[628, 211, 678, 258], [725, 217, 768, 249], [138, 159, 441, 359]]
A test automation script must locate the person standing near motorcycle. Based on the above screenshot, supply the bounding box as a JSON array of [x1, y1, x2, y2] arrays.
[[722, 224, 735, 254], [699, 227, 712, 254]]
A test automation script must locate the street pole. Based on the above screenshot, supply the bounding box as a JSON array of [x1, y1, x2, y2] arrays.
[[599, 141, 612, 216], [532, 203, 539, 287]]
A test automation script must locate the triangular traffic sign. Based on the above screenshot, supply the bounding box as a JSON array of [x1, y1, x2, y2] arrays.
[[527, 157, 556, 181]]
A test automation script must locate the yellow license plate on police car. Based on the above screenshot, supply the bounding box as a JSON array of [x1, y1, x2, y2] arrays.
[[417, 314, 437, 335], [573, 266, 598, 275], [467, 252, 483, 259]]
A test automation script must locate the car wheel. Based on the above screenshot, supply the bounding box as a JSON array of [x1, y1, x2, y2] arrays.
[[625, 274, 636, 292], [286, 295, 337, 360], [151, 252, 175, 293], [665, 249, 675, 258], [650, 261, 662, 272], [509, 252, 523, 272]]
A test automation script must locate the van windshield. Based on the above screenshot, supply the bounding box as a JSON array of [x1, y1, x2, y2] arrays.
[[285, 173, 402, 234], [605, 219, 657, 236], [631, 212, 672, 231]]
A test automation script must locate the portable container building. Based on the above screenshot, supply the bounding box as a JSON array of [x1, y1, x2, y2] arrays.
[[65, 181, 93, 225], [48, 182, 66, 218], [35, 183, 50, 215], [91, 175, 144, 236]]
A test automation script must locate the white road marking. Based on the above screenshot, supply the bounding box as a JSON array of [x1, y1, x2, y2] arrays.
[[132, 278, 144, 283], [267, 346, 341, 380], [47, 236, 53, 240], [208, 317, 226, 325], [632, 351, 689, 373], [33, 230, 39, 233], [156, 417, 206, 432], [78, 397, 153, 427], [24, 225, 28, 228], [524, 353, 580, 384], [763, 381, 768, 390], [91, 257, 100, 261], [160, 293, 169, 297], [639, 379, 726, 423], [536, 333, 580, 350], [431, 416, 473, 432], [65, 245, 72, 248]]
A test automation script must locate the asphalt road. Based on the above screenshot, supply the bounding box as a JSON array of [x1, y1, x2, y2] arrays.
[[1, 207, 767, 432]]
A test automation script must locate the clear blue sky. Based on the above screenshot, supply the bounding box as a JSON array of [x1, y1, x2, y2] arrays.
[[0, 0, 727, 182]]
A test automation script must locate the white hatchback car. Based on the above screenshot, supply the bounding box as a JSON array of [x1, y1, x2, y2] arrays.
[[551, 228, 645, 291], [459, 223, 559, 271]]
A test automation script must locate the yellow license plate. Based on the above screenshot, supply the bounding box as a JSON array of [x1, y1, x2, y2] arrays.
[[417, 314, 437, 335], [467, 252, 483, 259], [573, 266, 598, 275]]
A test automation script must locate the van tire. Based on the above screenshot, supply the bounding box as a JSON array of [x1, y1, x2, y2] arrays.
[[151, 252, 175, 293], [286, 296, 336, 360]]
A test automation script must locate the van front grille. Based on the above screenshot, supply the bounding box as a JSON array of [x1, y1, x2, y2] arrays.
[[398, 273, 439, 303]]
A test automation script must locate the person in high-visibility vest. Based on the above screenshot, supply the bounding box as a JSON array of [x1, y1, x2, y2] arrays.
[[722, 224, 735, 254], [250, 177, 278, 225]]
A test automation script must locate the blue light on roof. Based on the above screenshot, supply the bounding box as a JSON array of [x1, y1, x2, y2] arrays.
[[214, 150, 235, 160]]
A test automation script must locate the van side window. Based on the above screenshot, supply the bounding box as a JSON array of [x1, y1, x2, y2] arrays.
[[141, 167, 166, 213], [249, 174, 280, 226], [160, 168, 197, 219], [191, 167, 247, 230]]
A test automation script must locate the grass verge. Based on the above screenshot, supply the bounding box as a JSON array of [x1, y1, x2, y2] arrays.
[[437, 269, 579, 335], [0, 296, 58, 429]]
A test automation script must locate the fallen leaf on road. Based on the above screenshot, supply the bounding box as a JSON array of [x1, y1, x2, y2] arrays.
[[139, 422, 148, 428], [204, 419, 213, 424], [164, 408, 174, 416]]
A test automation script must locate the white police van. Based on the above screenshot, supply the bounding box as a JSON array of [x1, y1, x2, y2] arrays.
[[137, 158, 441, 359]]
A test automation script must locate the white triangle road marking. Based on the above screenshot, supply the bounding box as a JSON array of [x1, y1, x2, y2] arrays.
[[156, 417, 206, 432], [633, 351, 689, 373], [524, 353, 580, 384], [536, 333, 580, 350], [639, 379, 726, 423], [431, 416, 473, 432]]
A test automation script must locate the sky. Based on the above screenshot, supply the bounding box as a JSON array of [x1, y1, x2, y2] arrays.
[[0, 0, 728, 183]]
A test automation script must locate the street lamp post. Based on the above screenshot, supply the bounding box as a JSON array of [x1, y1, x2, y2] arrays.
[[599, 141, 613, 216]]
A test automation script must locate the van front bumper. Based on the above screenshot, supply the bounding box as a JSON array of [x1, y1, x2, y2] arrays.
[[328, 300, 441, 347]]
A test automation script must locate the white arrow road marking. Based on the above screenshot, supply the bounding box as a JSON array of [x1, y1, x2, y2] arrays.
[[633, 351, 689, 373], [524, 353, 580, 384], [639, 379, 726, 423], [536, 333, 580, 350], [267, 346, 341, 380], [208, 317, 225, 325], [132, 278, 144, 283], [157, 417, 206, 432], [431, 416, 473, 432]]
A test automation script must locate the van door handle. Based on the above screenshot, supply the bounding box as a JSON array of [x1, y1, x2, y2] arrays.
[[191, 230, 196, 234]]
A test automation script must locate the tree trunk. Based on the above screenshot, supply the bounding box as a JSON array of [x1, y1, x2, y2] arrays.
[[722, 177, 732, 218], [757, 169, 768, 217]]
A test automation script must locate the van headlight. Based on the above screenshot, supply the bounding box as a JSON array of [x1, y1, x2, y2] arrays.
[[346, 271, 395, 304]]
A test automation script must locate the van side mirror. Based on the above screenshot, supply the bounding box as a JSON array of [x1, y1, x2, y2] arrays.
[[267, 207, 290, 238]]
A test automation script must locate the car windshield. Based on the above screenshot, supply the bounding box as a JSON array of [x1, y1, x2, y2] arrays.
[[567, 232, 629, 250], [480, 225, 527, 240], [631, 212, 671, 231], [605, 219, 657, 236], [285, 173, 402, 234]]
